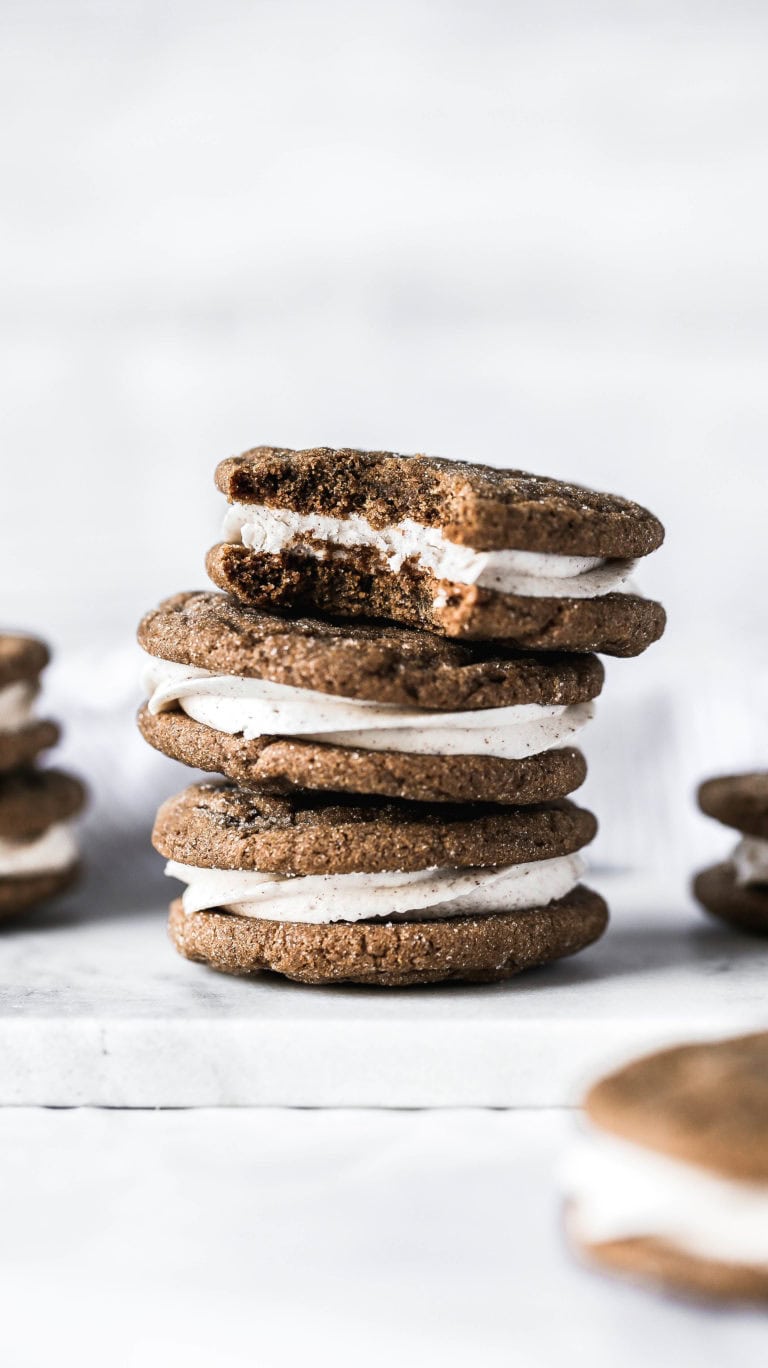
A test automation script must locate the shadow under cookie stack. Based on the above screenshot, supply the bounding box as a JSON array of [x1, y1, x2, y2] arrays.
[[137, 447, 665, 987], [0, 633, 85, 922]]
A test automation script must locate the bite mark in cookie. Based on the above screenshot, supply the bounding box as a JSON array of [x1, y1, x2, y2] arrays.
[[207, 447, 666, 657]]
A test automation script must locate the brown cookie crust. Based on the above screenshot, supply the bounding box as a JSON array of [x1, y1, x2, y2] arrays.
[[0, 768, 86, 840], [693, 863, 768, 936], [206, 545, 666, 658], [0, 863, 79, 921], [139, 704, 587, 806], [168, 884, 608, 986], [215, 447, 665, 557], [138, 590, 604, 707], [153, 782, 597, 875], [0, 720, 60, 773], [0, 633, 49, 688], [698, 773, 768, 838], [577, 1232, 768, 1304], [585, 1032, 768, 1184]]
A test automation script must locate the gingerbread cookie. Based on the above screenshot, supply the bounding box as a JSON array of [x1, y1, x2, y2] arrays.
[[155, 782, 605, 985], [563, 1033, 768, 1302], [695, 772, 768, 933], [138, 592, 601, 804], [206, 447, 665, 657]]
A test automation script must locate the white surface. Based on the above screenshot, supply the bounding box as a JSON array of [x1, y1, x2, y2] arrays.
[[1, 870, 765, 1108], [0, 0, 766, 671], [0, 1108, 764, 1368]]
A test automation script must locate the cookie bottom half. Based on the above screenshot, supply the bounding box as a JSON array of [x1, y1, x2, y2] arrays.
[[576, 1231, 768, 1304], [693, 863, 768, 935], [168, 884, 608, 986], [139, 705, 587, 806], [206, 544, 666, 658], [0, 862, 80, 921]]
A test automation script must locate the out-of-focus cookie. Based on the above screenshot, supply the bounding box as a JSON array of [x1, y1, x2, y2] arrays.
[[563, 1033, 768, 1302], [0, 632, 59, 771], [695, 772, 768, 933]]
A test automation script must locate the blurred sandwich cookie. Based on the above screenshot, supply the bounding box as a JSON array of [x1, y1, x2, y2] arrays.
[[0, 633, 59, 772], [695, 772, 768, 933], [0, 768, 85, 919], [563, 1033, 768, 1303]]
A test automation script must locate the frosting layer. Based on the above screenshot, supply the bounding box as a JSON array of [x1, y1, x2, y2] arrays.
[[166, 851, 585, 924], [733, 836, 768, 887], [222, 503, 637, 599], [143, 659, 594, 761], [0, 822, 78, 877], [564, 1129, 768, 1267], [0, 681, 36, 733]]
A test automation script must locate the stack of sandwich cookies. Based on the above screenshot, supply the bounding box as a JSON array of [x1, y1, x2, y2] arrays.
[[206, 447, 666, 657], [563, 1033, 768, 1303], [694, 773, 768, 933], [138, 444, 664, 985], [0, 633, 85, 920], [154, 783, 606, 985], [138, 591, 603, 805]]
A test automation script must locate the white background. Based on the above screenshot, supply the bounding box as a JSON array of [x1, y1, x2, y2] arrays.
[[2, 0, 768, 875]]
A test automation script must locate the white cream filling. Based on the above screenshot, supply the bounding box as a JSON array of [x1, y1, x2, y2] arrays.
[[732, 836, 768, 887], [0, 680, 37, 733], [563, 1129, 768, 1267], [0, 822, 78, 877], [165, 851, 585, 924], [142, 658, 594, 761], [221, 503, 637, 599]]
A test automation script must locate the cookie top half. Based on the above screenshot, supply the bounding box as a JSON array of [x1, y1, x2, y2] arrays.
[[138, 591, 604, 709], [585, 1033, 768, 1184], [0, 633, 49, 689], [0, 768, 86, 840], [215, 447, 665, 558], [153, 782, 597, 875], [698, 773, 768, 838]]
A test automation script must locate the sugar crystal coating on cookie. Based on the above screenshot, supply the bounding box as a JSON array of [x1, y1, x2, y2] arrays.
[[153, 781, 597, 876], [215, 447, 665, 557]]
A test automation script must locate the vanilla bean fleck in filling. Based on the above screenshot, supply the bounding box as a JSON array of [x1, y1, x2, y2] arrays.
[[143, 658, 595, 760]]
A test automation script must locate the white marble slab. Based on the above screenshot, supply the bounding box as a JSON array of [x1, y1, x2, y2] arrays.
[[1, 857, 765, 1108]]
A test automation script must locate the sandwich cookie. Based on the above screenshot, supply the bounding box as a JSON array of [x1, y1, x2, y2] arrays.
[[138, 591, 603, 806], [0, 768, 85, 919], [563, 1033, 768, 1302], [695, 773, 768, 934], [206, 447, 666, 657], [155, 782, 606, 985], [0, 633, 59, 772]]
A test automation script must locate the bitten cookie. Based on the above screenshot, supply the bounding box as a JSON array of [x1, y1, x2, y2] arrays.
[[0, 632, 59, 771], [155, 782, 606, 985], [206, 447, 666, 657], [138, 591, 602, 805], [563, 1033, 768, 1303], [0, 769, 86, 921], [694, 772, 768, 934]]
